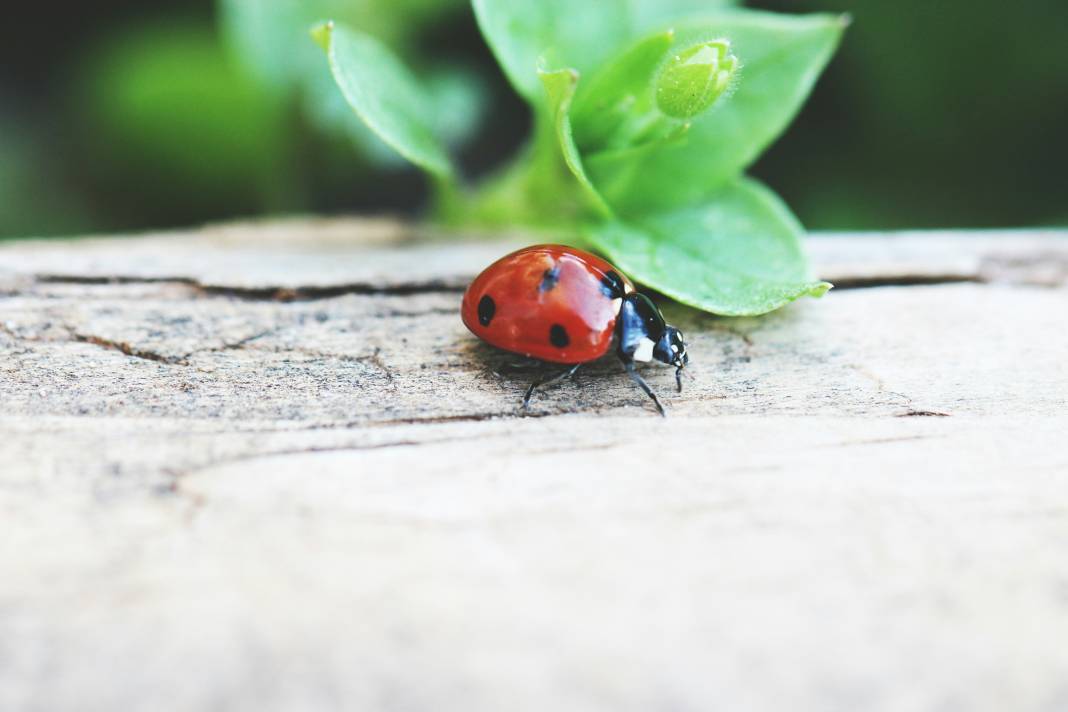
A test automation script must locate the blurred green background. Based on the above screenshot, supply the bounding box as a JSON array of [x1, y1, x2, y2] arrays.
[[1, 0, 1065, 239]]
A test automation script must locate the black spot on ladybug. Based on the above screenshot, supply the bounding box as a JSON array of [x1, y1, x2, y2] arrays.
[[600, 270, 625, 298], [539, 265, 561, 292], [549, 324, 569, 348], [478, 295, 495, 326]]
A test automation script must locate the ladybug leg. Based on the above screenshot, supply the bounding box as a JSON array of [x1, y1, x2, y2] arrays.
[[522, 364, 581, 409], [622, 360, 666, 416]]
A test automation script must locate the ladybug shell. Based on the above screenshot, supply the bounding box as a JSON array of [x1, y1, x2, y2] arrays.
[[462, 244, 634, 364]]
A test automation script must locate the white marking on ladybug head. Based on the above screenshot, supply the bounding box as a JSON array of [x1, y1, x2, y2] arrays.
[[633, 337, 655, 362]]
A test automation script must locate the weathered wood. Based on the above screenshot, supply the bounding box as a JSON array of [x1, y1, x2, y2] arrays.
[[2, 221, 1067, 712]]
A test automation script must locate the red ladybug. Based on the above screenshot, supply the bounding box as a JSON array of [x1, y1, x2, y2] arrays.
[[461, 244, 688, 414]]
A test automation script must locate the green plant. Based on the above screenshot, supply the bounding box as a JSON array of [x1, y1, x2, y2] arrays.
[[313, 1, 846, 315], [219, 0, 481, 170]]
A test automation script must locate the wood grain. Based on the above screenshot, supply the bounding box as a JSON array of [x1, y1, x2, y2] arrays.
[[2, 221, 1067, 712]]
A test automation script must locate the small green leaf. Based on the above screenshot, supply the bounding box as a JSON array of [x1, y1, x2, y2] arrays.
[[569, 30, 676, 152], [655, 40, 738, 119], [472, 0, 632, 105], [538, 66, 613, 219], [587, 177, 830, 316], [222, 0, 473, 169], [471, 0, 746, 107], [586, 10, 846, 213], [222, 0, 466, 87], [570, 31, 738, 153], [314, 21, 453, 178], [301, 59, 408, 167]]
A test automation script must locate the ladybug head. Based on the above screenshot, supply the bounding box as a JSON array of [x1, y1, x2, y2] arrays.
[[617, 293, 689, 389], [653, 326, 687, 368]]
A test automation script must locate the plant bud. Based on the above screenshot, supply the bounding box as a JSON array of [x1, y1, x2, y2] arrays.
[[655, 40, 738, 119]]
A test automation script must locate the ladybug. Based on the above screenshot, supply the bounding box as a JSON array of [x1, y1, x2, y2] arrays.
[[461, 244, 688, 414]]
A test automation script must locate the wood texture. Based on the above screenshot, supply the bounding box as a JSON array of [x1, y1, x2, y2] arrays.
[[2, 221, 1067, 712]]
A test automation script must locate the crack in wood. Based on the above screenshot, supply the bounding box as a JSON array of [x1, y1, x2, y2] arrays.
[[171, 440, 431, 482], [372, 307, 458, 318], [845, 363, 948, 417], [165, 430, 522, 512], [1, 321, 186, 365], [28, 267, 1057, 305], [828, 252, 1068, 290], [829, 275, 981, 289], [177, 329, 279, 363], [2, 321, 283, 367], [70, 332, 187, 365], [815, 434, 939, 448], [73, 329, 284, 367], [33, 274, 466, 301]]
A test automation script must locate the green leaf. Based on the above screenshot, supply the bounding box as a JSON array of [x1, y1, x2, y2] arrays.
[[220, 0, 475, 169], [472, 0, 632, 105], [569, 31, 740, 154], [626, 0, 738, 29], [587, 177, 831, 316], [470, 0, 747, 108], [569, 30, 676, 151], [586, 10, 846, 214], [301, 60, 408, 167], [538, 66, 613, 219], [220, 0, 466, 89], [314, 21, 453, 178]]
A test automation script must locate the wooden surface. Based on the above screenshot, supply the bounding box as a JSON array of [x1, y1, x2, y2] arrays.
[[2, 220, 1067, 711]]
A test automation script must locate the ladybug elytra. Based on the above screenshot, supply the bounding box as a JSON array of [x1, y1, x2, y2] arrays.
[[461, 244, 688, 414]]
